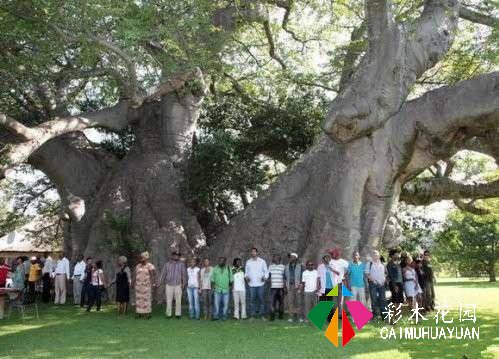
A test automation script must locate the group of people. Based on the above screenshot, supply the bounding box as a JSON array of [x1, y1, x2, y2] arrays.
[[0, 246, 436, 324], [1, 253, 70, 304], [1, 253, 113, 312], [347, 248, 436, 323], [125, 246, 436, 323]]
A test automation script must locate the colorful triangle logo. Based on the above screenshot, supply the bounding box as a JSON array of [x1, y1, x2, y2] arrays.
[[345, 300, 373, 330], [307, 286, 373, 347], [324, 308, 339, 347], [307, 301, 334, 330], [326, 285, 338, 296], [342, 284, 353, 297], [342, 309, 356, 346]]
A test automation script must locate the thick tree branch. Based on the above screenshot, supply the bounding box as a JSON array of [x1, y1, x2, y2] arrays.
[[453, 199, 489, 215], [324, 0, 459, 143], [262, 20, 287, 69], [408, 0, 460, 76], [0, 102, 132, 179], [462, 129, 499, 164], [140, 68, 206, 106], [28, 133, 114, 222], [0, 113, 38, 140], [408, 72, 499, 137], [459, 7, 499, 27], [0, 69, 207, 179], [365, 0, 391, 51], [394, 72, 499, 180], [401, 177, 499, 206]]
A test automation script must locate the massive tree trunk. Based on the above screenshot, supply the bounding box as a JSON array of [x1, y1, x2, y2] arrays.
[[210, 72, 499, 261], [1, 1, 498, 275], [10, 82, 208, 282], [83, 94, 206, 268], [28, 133, 115, 256], [209, 134, 396, 261]]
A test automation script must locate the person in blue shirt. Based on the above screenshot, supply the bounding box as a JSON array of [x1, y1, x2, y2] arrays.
[[346, 251, 367, 306]]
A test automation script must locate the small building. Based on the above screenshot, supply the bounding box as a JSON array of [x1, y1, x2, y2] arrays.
[[0, 229, 61, 263]]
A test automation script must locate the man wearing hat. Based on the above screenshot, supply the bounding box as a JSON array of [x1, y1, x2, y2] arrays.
[[284, 252, 303, 322], [159, 251, 187, 318]]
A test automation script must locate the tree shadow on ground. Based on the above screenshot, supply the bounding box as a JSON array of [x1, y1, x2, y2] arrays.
[[0, 304, 498, 359]]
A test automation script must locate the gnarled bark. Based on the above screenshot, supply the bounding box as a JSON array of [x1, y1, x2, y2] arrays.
[[210, 72, 499, 261], [28, 133, 115, 255], [1, 74, 208, 289], [324, 0, 460, 143], [401, 178, 499, 206]]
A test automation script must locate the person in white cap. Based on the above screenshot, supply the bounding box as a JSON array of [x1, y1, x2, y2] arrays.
[[284, 252, 303, 322]]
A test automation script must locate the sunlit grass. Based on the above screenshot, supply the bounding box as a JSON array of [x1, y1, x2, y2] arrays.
[[0, 279, 497, 358]]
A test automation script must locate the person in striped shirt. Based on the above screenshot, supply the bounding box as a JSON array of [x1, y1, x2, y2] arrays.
[[268, 254, 285, 321]]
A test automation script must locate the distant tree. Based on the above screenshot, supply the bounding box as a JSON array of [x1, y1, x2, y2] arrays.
[[435, 199, 498, 282], [0, 182, 28, 237], [0, 170, 61, 244]]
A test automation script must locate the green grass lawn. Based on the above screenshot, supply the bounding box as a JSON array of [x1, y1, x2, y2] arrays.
[[1, 279, 498, 359]]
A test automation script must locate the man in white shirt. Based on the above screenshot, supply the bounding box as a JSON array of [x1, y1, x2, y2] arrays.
[[53, 253, 70, 304], [329, 248, 349, 318], [302, 260, 319, 323], [41, 252, 54, 303], [365, 250, 387, 321], [186, 258, 201, 320], [72, 255, 86, 305], [244, 247, 268, 319]]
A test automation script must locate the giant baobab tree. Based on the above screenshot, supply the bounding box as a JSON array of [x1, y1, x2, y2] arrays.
[[0, 1, 498, 271]]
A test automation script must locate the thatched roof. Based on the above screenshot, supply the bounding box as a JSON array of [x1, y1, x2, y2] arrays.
[[0, 229, 61, 253]]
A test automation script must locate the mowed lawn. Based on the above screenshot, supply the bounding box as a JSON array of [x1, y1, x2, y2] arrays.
[[0, 279, 498, 359]]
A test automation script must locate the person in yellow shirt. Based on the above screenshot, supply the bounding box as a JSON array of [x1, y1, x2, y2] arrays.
[[27, 256, 41, 303]]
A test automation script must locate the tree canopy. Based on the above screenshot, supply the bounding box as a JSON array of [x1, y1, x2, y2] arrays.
[[0, 1, 498, 261]]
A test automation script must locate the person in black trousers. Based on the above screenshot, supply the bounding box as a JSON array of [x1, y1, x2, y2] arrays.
[[41, 252, 53, 303], [268, 255, 285, 321], [87, 260, 106, 312], [80, 257, 93, 307]]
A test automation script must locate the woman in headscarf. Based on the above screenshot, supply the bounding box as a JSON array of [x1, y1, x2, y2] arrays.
[[134, 252, 156, 319], [114, 256, 132, 315]]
